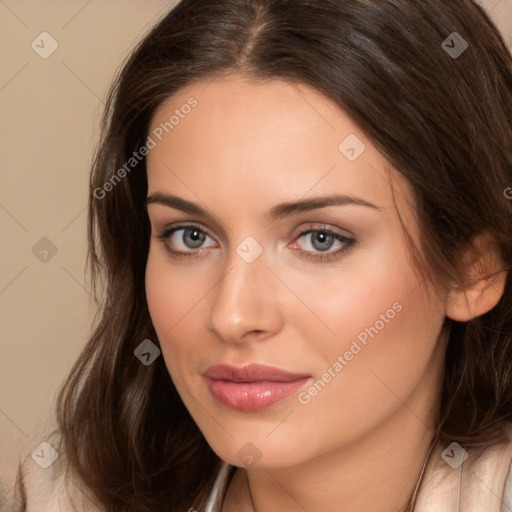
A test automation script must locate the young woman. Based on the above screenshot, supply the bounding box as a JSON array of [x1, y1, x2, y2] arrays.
[[11, 0, 512, 511]]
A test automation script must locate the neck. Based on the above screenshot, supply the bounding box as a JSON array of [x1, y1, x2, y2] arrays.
[[222, 349, 443, 512]]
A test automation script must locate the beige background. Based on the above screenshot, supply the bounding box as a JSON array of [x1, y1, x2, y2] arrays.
[[0, 0, 511, 497]]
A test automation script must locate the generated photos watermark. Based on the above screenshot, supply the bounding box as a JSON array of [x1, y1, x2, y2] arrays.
[[93, 97, 198, 200], [298, 301, 403, 405]]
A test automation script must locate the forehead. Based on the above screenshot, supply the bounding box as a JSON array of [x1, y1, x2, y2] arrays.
[[146, 74, 414, 217]]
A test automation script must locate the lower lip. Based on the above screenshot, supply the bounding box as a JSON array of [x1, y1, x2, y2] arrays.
[[206, 378, 310, 412]]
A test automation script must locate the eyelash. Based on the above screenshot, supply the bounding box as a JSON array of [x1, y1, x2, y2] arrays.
[[155, 223, 355, 263]]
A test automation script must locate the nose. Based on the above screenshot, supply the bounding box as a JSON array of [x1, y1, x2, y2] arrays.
[[207, 244, 283, 344]]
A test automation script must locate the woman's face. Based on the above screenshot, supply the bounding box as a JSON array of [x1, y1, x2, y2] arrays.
[[145, 74, 448, 468]]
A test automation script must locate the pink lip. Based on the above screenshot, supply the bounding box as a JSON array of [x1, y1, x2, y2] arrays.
[[203, 363, 311, 412]]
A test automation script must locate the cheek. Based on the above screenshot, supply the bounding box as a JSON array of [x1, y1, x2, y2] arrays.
[[280, 237, 428, 361], [292, 250, 444, 430], [145, 249, 195, 370], [294, 292, 444, 452], [145, 246, 219, 379], [288, 239, 444, 407]]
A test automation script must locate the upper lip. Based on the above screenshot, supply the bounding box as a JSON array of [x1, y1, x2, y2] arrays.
[[203, 363, 310, 383]]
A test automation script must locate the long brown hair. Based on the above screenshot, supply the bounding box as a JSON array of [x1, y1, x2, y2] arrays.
[[14, 0, 512, 510]]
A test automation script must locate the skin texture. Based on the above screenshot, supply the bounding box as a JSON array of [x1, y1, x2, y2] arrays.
[[144, 74, 506, 512]]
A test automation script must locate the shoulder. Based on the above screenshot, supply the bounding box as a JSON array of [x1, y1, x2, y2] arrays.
[[415, 423, 512, 512], [16, 442, 103, 512]]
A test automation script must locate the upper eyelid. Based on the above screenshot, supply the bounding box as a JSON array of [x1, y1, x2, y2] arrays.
[[158, 222, 214, 239]]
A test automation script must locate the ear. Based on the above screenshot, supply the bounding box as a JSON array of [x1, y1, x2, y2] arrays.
[[445, 232, 508, 322]]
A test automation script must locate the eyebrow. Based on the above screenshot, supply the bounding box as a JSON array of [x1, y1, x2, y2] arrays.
[[146, 192, 383, 222]]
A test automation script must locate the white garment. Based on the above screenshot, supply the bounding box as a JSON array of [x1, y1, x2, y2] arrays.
[[13, 429, 512, 511], [414, 429, 512, 512], [205, 461, 233, 512]]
